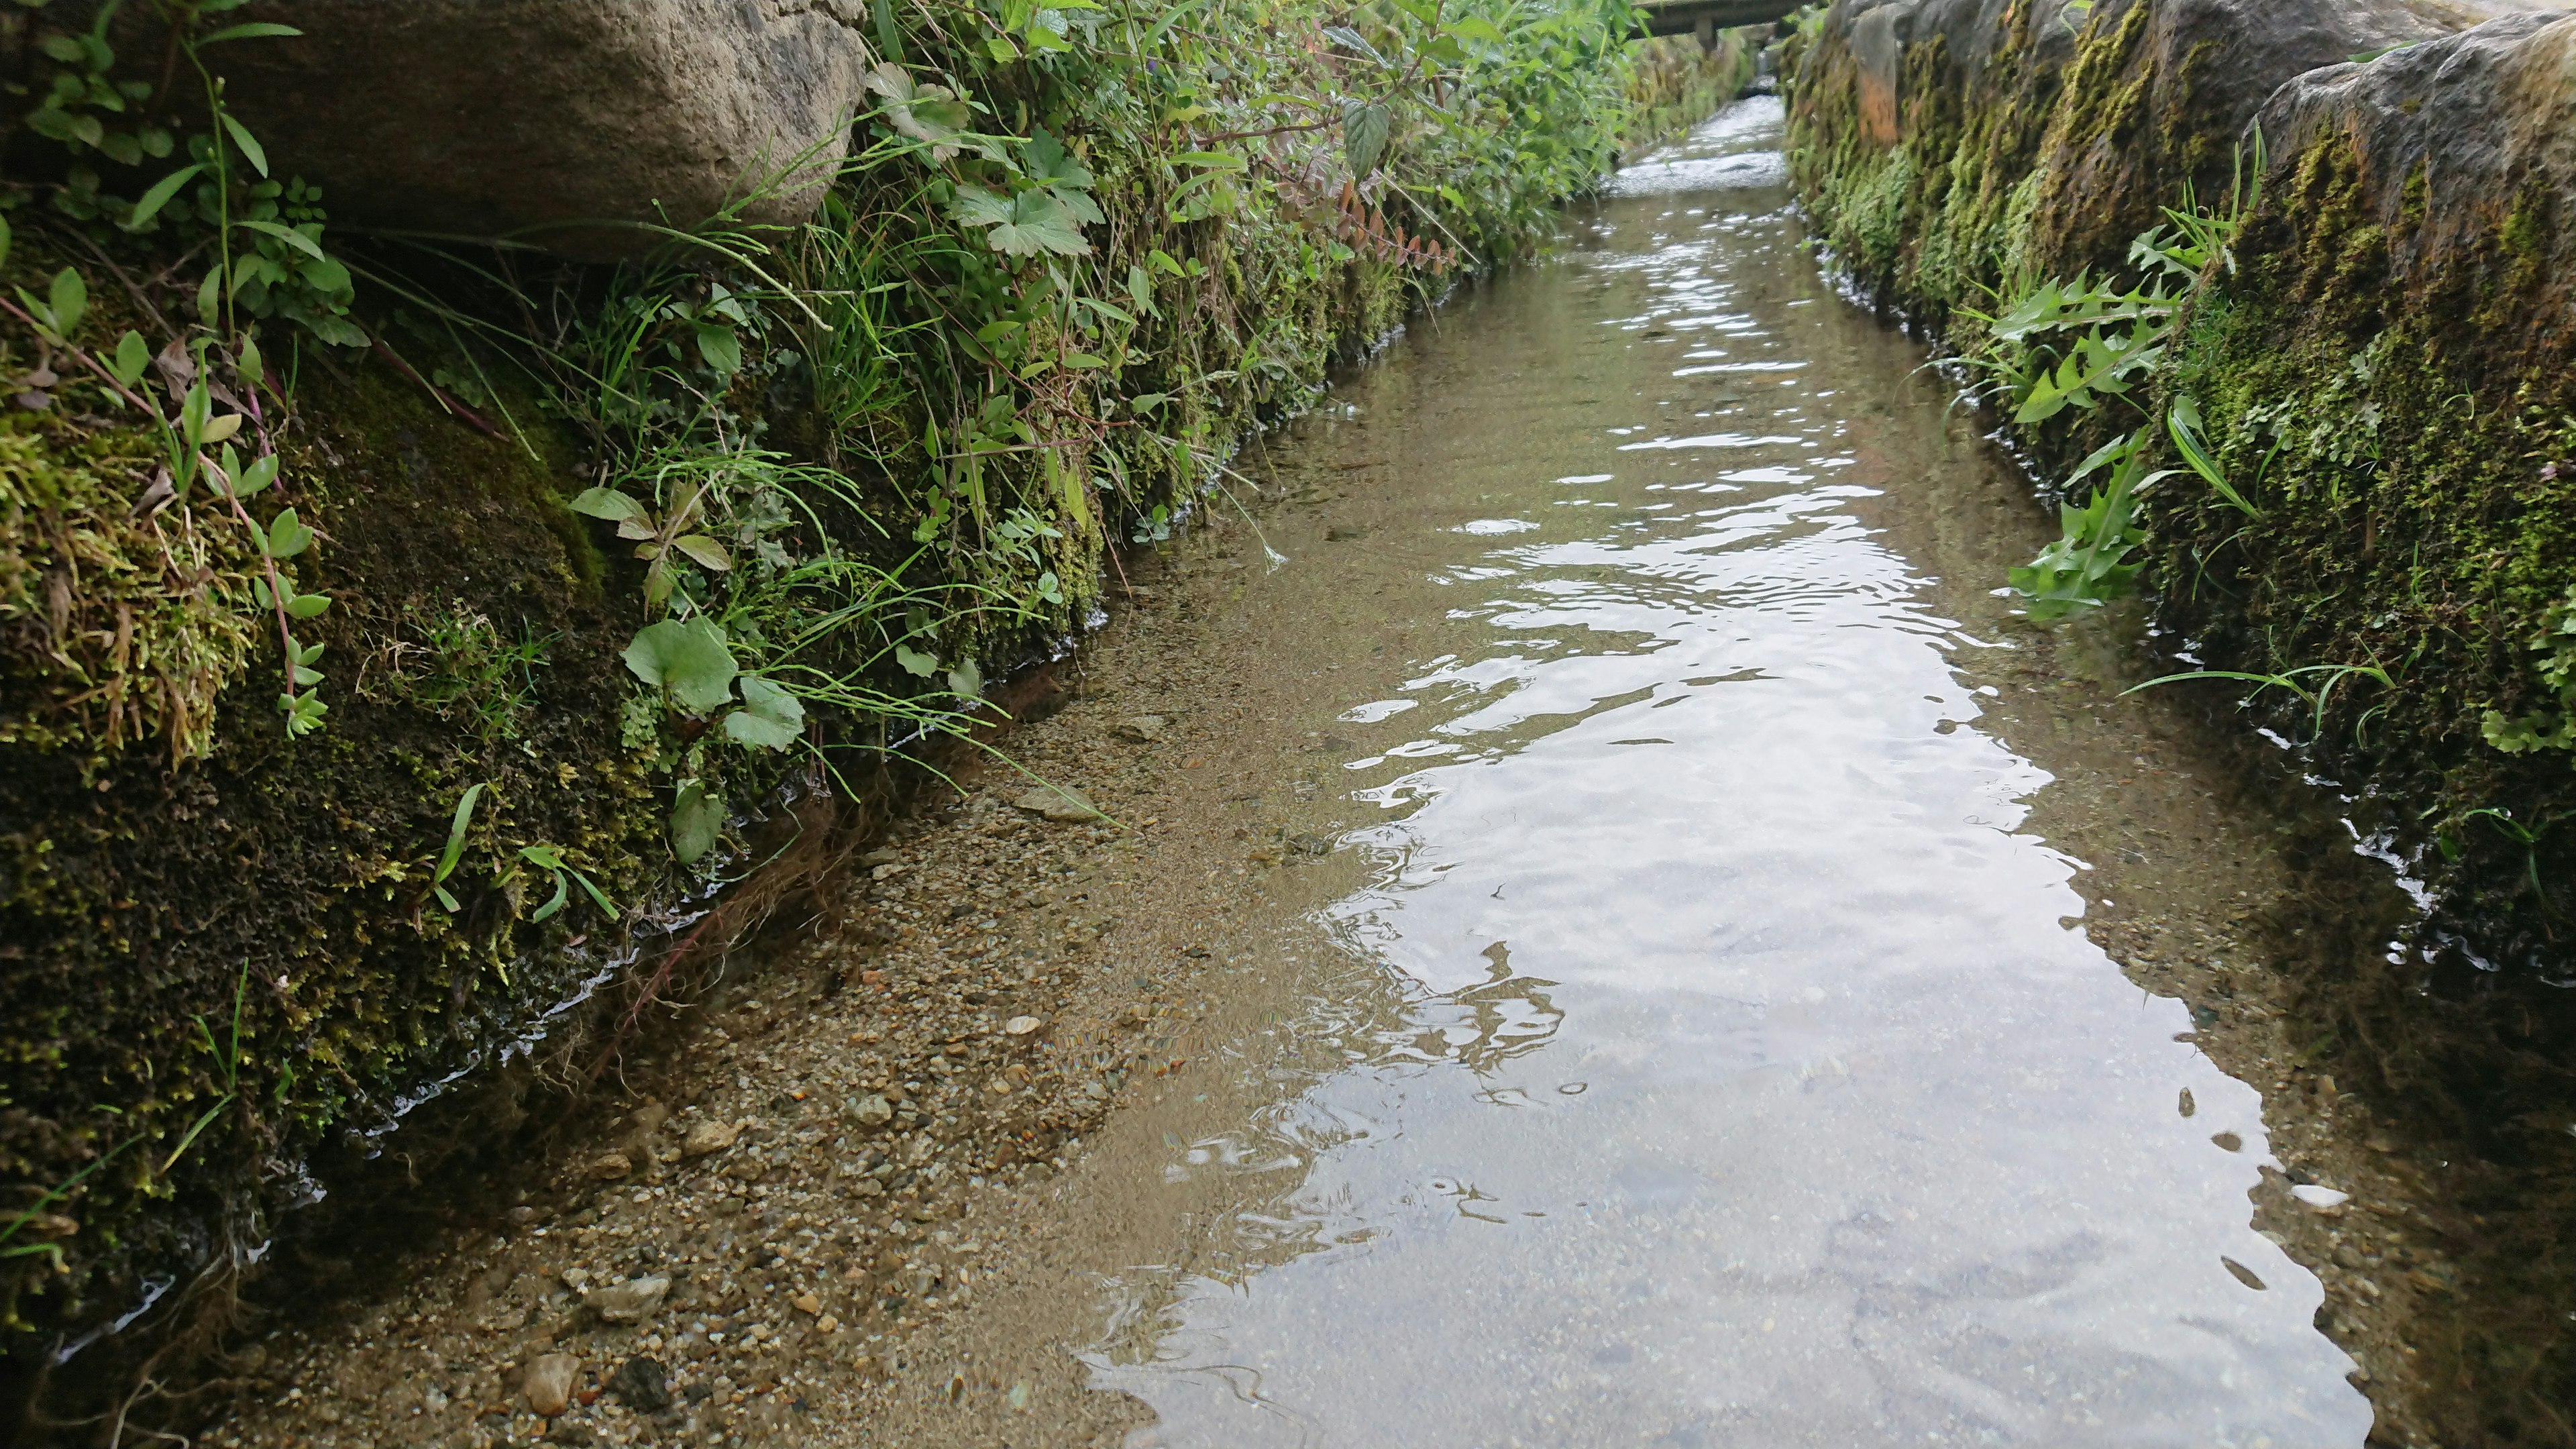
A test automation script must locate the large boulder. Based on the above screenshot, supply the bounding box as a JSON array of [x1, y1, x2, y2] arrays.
[[211, 0, 877, 258]]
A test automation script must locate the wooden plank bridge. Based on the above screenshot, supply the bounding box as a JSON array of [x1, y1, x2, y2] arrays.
[[1634, 0, 1803, 45]]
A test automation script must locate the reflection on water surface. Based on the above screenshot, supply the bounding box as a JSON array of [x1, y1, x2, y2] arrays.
[[1087, 101, 2372, 1448]]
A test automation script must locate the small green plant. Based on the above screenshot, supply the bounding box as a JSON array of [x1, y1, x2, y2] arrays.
[[2436, 807, 2560, 914], [390, 602, 553, 741], [2124, 661, 2396, 745], [2164, 395, 2263, 518], [517, 845, 613, 924], [1, 961, 252, 1275], [2483, 583, 2576, 755], [429, 782, 486, 913], [1962, 142, 2261, 428], [2008, 429, 2169, 618]]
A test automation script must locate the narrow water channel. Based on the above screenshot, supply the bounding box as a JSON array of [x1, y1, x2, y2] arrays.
[[1049, 99, 2379, 1447]]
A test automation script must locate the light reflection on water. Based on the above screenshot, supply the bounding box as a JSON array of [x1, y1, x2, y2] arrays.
[[1085, 101, 2371, 1448]]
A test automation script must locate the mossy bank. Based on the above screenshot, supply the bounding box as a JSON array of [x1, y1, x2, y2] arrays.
[[0, 2, 1758, 1438], [1786, 1, 2576, 1439]]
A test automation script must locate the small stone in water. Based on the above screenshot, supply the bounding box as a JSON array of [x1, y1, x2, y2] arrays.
[[851, 1094, 895, 1126], [1114, 715, 1169, 743], [2290, 1183, 2351, 1211], [606, 1355, 670, 1413], [584, 1275, 670, 1323], [584, 1150, 632, 1181], [1004, 1015, 1042, 1036], [680, 1120, 740, 1157], [523, 1353, 581, 1417], [793, 1291, 822, 1315]]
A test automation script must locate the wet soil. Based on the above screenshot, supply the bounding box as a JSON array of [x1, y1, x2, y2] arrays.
[[203, 102, 2575, 1449]]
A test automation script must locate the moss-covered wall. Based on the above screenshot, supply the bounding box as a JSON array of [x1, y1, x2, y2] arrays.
[[2149, 16, 2576, 965]]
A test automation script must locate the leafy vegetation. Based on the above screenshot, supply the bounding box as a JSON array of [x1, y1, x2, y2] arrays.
[[0, 0, 1756, 1411], [1978, 155, 2260, 619]]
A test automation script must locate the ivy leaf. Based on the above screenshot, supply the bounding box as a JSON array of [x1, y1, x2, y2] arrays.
[[623, 616, 739, 714], [894, 642, 939, 678], [947, 658, 984, 700], [669, 781, 726, 865], [721, 674, 806, 751]]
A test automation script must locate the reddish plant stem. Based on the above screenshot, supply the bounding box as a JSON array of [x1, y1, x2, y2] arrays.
[[368, 335, 502, 439]]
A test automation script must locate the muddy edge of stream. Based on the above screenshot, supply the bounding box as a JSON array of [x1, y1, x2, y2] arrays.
[[210, 152, 2571, 1449]]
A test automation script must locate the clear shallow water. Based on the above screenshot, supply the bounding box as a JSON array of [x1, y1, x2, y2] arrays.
[[1085, 101, 2372, 1448]]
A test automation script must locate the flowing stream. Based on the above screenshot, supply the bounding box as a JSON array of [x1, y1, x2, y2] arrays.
[[1036, 99, 2383, 1448]]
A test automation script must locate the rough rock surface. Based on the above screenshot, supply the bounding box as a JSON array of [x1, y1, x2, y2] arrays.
[[213, 1, 875, 258], [2259, 11, 2576, 303], [1788, 0, 2527, 321]]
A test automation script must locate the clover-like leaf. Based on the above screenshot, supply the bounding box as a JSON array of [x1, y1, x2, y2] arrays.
[[623, 616, 739, 714]]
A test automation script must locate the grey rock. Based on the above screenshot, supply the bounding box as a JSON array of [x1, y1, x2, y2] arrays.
[[1113, 715, 1170, 743], [1012, 786, 1106, 822], [2258, 12, 2576, 274], [584, 1275, 672, 1323], [607, 1355, 673, 1412], [851, 1093, 896, 1126], [194, 1, 878, 259], [1802, 0, 2516, 282]]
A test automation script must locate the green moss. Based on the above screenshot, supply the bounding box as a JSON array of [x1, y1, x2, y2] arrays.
[[2145, 131, 2576, 942]]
